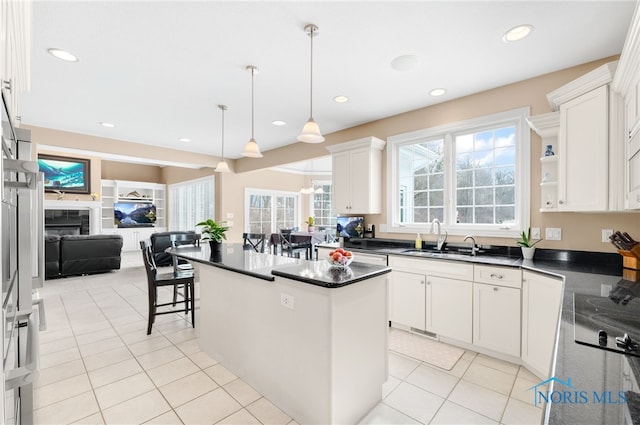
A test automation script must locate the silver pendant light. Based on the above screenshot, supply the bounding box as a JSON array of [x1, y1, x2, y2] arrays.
[[297, 24, 325, 144], [215, 105, 231, 173], [242, 65, 263, 158]]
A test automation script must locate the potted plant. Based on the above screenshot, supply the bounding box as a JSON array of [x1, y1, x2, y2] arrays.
[[517, 227, 541, 260], [196, 219, 229, 253], [305, 216, 315, 233]]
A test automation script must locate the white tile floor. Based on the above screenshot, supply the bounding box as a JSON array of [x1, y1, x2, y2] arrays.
[[34, 252, 545, 424]]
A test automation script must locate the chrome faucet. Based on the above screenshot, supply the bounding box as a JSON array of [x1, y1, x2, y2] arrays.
[[464, 235, 480, 256], [430, 218, 448, 251]]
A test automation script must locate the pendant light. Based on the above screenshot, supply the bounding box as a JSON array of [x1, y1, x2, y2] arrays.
[[215, 105, 231, 173], [297, 24, 325, 144], [300, 159, 324, 194], [242, 65, 263, 158]]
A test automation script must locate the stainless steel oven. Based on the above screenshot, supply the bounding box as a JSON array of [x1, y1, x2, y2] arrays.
[[1, 88, 45, 424]]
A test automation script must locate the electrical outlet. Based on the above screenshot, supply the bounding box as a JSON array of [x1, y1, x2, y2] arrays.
[[226, 212, 234, 219], [545, 227, 562, 241], [531, 227, 541, 239], [602, 229, 614, 243], [226, 220, 234, 227], [280, 293, 294, 310]]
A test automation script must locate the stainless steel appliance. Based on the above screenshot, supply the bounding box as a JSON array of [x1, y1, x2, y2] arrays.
[[1, 88, 46, 424]]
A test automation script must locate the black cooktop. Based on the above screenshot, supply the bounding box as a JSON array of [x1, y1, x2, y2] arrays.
[[574, 281, 640, 356]]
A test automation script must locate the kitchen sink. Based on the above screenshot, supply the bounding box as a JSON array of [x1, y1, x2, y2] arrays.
[[401, 249, 520, 265]]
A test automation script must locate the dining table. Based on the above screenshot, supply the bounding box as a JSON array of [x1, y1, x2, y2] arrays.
[[269, 230, 328, 258]]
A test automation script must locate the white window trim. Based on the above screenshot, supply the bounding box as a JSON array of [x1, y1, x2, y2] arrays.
[[244, 187, 302, 232], [168, 175, 215, 231], [386, 107, 530, 238]]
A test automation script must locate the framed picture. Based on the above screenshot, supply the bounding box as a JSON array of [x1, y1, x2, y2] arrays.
[[38, 154, 91, 194]]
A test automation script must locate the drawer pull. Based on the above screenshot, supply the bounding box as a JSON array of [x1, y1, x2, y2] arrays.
[[493, 287, 499, 291], [421, 280, 425, 285], [490, 273, 503, 279]]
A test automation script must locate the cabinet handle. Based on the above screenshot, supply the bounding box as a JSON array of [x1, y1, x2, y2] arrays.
[[2, 79, 12, 93], [558, 200, 564, 205], [421, 280, 425, 285], [636, 194, 640, 203], [493, 287, 499, 291], [490, 273, 503, 279]]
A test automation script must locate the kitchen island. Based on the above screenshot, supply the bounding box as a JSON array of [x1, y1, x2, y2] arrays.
[[168, 243, 392, 425]]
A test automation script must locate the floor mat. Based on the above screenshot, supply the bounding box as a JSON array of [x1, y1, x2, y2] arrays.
[[389, 327, 465, 370]]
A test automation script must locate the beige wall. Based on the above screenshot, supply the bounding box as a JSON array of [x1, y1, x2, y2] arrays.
[[29, 55, 640, 252], [101, 160, 162, 182]]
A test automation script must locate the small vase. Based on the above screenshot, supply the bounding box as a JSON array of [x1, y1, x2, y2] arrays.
[[521, 247, 535, 260], [209, 240, 222, 253], [544, 145, 555, 156], [308, 225, 315, 233]]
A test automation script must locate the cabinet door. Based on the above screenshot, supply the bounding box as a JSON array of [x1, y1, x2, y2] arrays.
[[522, 271, 563, 379], [626, 76, 640, 139], [426, 276, 472, 343], [473, 283, 521, 357], [628, 131, 640, 209], [390, 270, 426, 331], [348, 147, 371, 214], [558, 85, 609, 211], [332, 152, 351, 214]]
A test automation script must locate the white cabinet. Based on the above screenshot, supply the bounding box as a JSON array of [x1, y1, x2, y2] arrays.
[[0, 0, 31, 125], [326, 137, 386, 214], [118, 227, 157, 252], [389, 256, 473, 343], [390, 270, 426, 330], [521, 270, 564, 380], [612, 6, 640, 209], [557, 85, 609, 211], [473, 265, 521, 357], [530, 61, 624, 212]]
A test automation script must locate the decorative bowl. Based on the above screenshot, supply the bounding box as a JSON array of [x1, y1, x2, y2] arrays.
[[326, 248, 354, 268]]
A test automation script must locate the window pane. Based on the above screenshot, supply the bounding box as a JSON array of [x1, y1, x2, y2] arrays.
[[496, 186, 514, 205], [496, 206, 515, 224], [457, 189, 472, 206]]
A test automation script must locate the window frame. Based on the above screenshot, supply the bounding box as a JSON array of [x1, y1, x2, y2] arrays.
[[386, 107, 530, 238], [244, 188, 302, 234], [168, 175, 215, 231], [307, 179, 335, 228]]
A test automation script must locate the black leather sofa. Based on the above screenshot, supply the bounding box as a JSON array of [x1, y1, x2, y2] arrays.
[[150, 231, 198, 267], [45, 234, 123, 279]]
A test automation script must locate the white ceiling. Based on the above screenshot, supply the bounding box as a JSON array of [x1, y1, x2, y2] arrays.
[[21, 1, 636, 166]]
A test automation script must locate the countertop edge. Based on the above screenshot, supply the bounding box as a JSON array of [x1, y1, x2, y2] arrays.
[[271, 266, 392, 288]]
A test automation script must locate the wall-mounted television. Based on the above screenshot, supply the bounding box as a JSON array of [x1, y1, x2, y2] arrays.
[[38, 154, 90, 194], [336, 216, 364, 238], [114, 202, 156, 227]]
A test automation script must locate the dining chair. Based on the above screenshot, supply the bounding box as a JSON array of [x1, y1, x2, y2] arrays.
[[140, 240, 195, 335], [279, 229, 311, 259], [242, 233, 267, 253]]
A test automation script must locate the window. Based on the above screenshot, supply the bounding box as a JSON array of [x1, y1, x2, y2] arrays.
[[388, 107, 530, 237], [168, 176, 215, 231], [245, 189, 300, 234], [310, 180, 336, 228]]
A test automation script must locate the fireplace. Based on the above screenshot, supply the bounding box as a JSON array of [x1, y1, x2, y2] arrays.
[[44, 209, 90, 236], [43, 200, 101, 235]]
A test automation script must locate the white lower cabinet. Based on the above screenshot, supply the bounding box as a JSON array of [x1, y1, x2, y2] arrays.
[[390, 270, 426, 330], [427, 276, 472, 343], [521, 270, 564, 379], [472, 265, 522, 357], [389, 256, 473, 343], [118, 227, 164, 252]]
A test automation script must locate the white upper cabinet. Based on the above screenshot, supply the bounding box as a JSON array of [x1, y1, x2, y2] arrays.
[[529, 61, 624, 212], [326, 137, 386, 215], [612, 2, 640, 209]]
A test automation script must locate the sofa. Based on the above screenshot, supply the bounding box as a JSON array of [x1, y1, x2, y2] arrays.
[[45, 234, 123, 279], [150, 231, 198, 267]]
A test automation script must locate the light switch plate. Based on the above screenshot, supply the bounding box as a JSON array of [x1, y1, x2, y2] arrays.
[[226, 212, 234, 219], [531, 227, 541, 239], [602, 229, 614, 243], [545, 227, 562, 241]]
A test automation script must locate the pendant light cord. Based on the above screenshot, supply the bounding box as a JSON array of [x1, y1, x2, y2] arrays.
[[251, 67, 255, 139], [309, 26, 314, 119], [221, 107, 225, 160]]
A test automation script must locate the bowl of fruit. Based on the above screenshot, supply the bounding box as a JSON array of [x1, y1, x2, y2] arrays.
[[327, 248, 354, 268]]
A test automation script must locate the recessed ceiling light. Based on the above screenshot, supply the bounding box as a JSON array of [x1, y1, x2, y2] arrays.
[[429, 88, 447, 97], [333, 95, 349, 103], [502, 24, 534, 42], [178, 137, 191, 143], [390, 55, 419, 72], [100, 122, 115, 128], [272, 120, 286, 126], [47, 48, 79, 62]]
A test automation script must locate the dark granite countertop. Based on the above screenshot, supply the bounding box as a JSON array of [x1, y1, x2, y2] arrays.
[[168, 243, 390, 288]]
